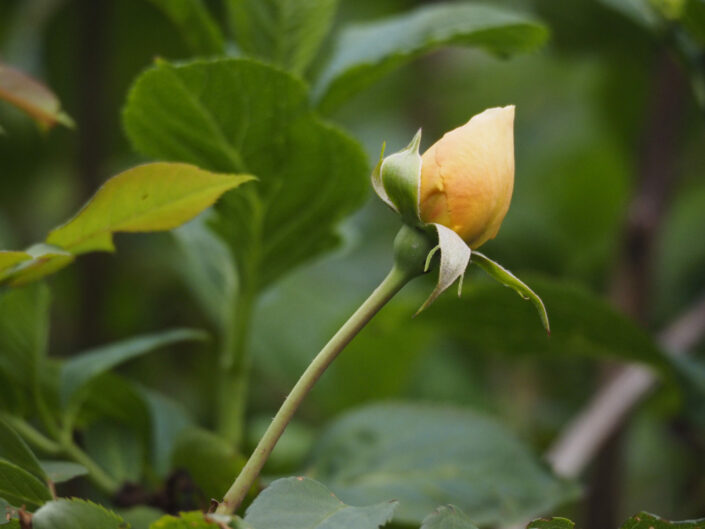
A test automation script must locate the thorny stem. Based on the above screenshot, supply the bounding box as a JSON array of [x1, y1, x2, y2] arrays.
[[216, 265, 416, 514]]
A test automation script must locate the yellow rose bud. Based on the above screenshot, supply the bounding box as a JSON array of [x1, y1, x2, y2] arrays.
[[419, 105, 515, 249]]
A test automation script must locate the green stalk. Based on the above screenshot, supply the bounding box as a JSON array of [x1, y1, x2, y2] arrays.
[[1, 415, 61, 455], [62, 440, 119, 493], [217, 286, 256, 447], [217, 264, 414, 514], [216, 187, 263, 447], [4, 415, 119, 494]]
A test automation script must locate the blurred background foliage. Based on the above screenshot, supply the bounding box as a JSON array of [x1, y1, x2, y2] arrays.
[[1, 0, 704, 527]]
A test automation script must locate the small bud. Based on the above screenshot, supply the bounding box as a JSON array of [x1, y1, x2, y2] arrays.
[[419, 106, 515, 249]]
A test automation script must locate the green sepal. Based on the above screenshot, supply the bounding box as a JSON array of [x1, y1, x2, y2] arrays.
[[376, 129, 423, 227], [415, 224, 471, 316], [472, 252, 550, 334]]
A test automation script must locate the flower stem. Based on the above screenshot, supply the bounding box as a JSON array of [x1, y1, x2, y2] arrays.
[[216, 264, 415, 514]]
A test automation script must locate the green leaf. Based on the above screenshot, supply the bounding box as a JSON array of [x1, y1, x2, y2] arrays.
[[0, 284, 49, 395], [244, 477, 397, 529], [0, 164, 248, 288], [669, 356, 705, 427], [140, 389, 194, 478], [172, 216, 237, 332], [0, 418, 46, 480], [39, 461, 88, 484], [84, 421, 144, 484], [596, 0, 662, 29], [620, 512, 705, 529], [527, 517, 575, 529], [0, 460, 52, 509], [471, 252, 549, 333], [683, 0, 705, 44], [226, 0, 339, 74], [170, 428, 245, 500], [119, 506, 163, 529], [314, 3, 548, 113], [32, 499, 128, 529], [421, 505, 479, 529], [76, 374, 151, 436], [60, 328, 206, 408], [0, 62, 74, 130], [149, 511, 221, 528], [46, 162, 252, 255], [429, 275, 668, 367], [308, 403, 576, 527], [123, 58, 368, 290], [146, 0, 224, 55]]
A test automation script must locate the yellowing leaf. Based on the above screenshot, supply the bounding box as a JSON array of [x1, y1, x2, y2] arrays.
[[0, 251, 32, 274], [0, 245, 74, 287], [0, 63, 74, 130], [46, 162, 253, 255]]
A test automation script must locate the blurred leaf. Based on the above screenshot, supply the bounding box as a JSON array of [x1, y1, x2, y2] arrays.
[[31, 498, 128, 529], [119, 506, 164, 529], [620, 512, 705, 529], [0, 497, 11, 523], [123, 58, 368, 290], [76, 374, 151, 437], [146, 0, 224, 55], [227, 0, 338, 74], [140, 388, 194, 477], [0, 62, 73, 130], [655, 183, 705, 323], [308, 403, 576, 526], [0, 283, 49, 394], [84, 421, 144, 484], [172, 216, 237, 332], [171, 428, 245, 500], [149, 511, 221, 528], [596, 0, 662, 28], [472, 252, 550, 333], [429, 275, 667, 367], [670, 355, 705, 426], [247, 418, 315, 473], [683, 0, 705, 44], [46, 162, 252, 256], [527, 517, 575, 529], [0, 418, 46, 480], [314, 3, 548, 113], [0, 460, 52, 509], [60, 328, 206, 408], [421, 505, 479, 529], [39, 461, 88, 484], [529, 512, 705, 529], [243, 477, 397, 529]]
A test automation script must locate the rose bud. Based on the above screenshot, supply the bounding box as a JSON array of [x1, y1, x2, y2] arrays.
[[419, 106, 515, 249]]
